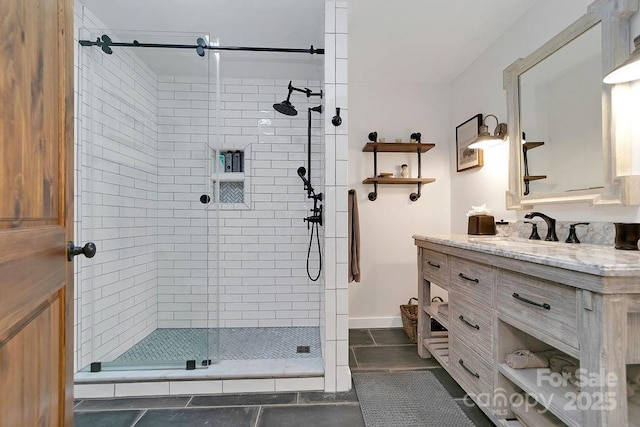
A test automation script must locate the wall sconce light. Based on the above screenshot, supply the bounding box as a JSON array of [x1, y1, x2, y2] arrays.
[[604, 35, 640, 84], [468, 114, 508, 149]]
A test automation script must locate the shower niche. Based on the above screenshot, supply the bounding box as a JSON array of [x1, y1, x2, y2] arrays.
[[212, 148, 248, 206]]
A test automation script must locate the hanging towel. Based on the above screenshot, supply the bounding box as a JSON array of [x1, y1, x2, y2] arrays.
[[348, 189, 361, 283]]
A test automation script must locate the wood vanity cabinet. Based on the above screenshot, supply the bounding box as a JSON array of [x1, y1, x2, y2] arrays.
[[414, 236, 640, 427]]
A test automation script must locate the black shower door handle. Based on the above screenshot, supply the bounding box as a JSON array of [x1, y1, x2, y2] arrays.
[[67, 241, 97, 261]]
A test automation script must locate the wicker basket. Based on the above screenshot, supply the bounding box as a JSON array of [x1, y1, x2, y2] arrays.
[[400, 298, 419, 343]]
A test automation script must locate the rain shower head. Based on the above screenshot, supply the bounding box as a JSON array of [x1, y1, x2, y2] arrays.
[[273, 100, 298, 116], [274, 81, 323, 116]]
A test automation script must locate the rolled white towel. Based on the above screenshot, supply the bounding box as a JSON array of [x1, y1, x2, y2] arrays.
[[505, 350, 549, 369]]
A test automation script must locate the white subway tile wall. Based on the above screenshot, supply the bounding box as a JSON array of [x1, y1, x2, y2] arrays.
[[156, 77, 323, 328], [75, 3, 160, 371]]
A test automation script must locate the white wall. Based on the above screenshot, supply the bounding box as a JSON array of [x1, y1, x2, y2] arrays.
[[347, 82, 452, 327], [75, 2, 159, 369], [451, 0, 640, 228]]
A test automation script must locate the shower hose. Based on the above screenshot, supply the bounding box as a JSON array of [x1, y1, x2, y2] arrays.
[[307, 221, 322, 281]]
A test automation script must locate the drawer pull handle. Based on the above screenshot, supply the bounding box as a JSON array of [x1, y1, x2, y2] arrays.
[[458, 359, 480, 378], [458, 315, 480, 330], [427, 261, 440, 269], [512, 292, 551, 310], [458, 273, 479, 283]]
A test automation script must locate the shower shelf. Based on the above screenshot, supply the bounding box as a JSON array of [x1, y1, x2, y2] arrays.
[[361, 142, 436, 201], [214, 172, 245, 181]]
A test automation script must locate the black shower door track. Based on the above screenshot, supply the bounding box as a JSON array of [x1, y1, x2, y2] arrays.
[[79, 36, 324, 55]]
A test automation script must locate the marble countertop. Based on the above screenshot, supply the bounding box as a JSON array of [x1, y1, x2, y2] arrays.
[[413, 234, 640, 277]]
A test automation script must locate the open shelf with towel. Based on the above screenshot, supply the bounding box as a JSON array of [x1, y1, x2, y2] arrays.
[[361, 142, 436, 201], [499, 364, 580, 427], [423, 301, 449, 330]]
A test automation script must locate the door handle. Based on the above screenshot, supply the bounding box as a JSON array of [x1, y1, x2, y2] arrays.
[[67, 241, 97, 261]]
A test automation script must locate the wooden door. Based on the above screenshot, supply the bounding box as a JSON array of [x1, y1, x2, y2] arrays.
[[0, 0, 74, 425]]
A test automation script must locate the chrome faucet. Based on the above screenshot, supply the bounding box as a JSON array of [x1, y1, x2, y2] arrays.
[[523, 212, 558, 241]]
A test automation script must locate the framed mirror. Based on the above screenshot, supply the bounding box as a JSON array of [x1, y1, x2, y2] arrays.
[[504, 0, 640, 209]]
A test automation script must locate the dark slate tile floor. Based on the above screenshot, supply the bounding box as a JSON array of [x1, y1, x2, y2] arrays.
[[74, 328, 494, 427]]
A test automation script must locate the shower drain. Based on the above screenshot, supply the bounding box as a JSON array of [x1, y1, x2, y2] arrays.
[[296, 345, 310, 353]]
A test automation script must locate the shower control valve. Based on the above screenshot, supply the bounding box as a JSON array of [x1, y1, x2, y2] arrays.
[[303, 205, 323, 228]]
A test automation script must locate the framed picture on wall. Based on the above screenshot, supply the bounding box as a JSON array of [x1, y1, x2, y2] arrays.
[[456, 114, 483, 172]]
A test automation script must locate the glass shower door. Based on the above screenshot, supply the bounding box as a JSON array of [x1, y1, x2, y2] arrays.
[[76, 29, 219, 371]]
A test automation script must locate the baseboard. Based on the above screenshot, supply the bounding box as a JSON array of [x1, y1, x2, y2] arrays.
[[349, 316, 403, 329]]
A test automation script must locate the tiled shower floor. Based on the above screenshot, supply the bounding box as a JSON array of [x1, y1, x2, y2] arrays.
[[113, 327, 321, 363]]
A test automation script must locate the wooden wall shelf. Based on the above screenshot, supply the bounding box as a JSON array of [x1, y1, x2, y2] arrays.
[[362, 142, 435, 153], [363, 177, 436, 185], [361, 138, 436, 201], [523, 175, 547, 181], [522, 141, 544, 150]]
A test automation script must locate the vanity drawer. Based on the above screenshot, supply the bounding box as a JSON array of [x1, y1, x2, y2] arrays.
[[497, 269, 578, 349], [450, 297, 493, 363], [450, 334, 494, 404], [449, 256, 494, 308], [422, 249, 449, 288]]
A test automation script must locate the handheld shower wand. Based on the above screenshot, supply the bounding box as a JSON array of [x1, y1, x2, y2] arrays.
[[297, 166, 314, 195]]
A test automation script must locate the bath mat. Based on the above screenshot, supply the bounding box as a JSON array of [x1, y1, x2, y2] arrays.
[[352, 371, 474, 427]]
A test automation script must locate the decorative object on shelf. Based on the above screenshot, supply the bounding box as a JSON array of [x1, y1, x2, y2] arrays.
[[361, 141, 436, 201], [468, 114, 508, 150], [395, 138, 402, 143], [332, 107, 342, 126], [368, 131, 377, 142], [410, 132, 422, 143], [604, 35, 640, 83], [456, 114, 484, 172], [378, 137, 386, 143], [400, 164, 408, 178], [378, 172, 394, 178]]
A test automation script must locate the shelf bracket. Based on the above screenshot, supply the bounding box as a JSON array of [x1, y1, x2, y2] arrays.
[[523, 146, 530, 195], [410, 183, 421, 201], [368, 148, 379, 201], [368, 183, 378, 201], [410, 148, 422, 201]]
